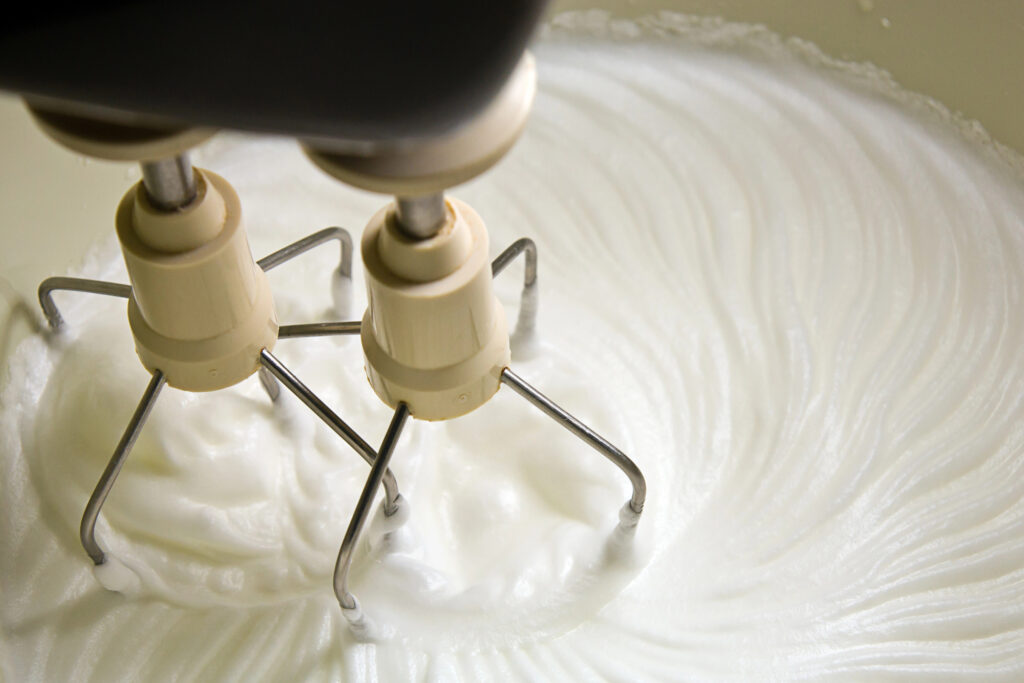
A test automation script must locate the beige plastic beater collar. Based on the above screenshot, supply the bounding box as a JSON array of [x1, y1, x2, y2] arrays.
[[118, 169, 278, 391], [360, 198, 510, 420]]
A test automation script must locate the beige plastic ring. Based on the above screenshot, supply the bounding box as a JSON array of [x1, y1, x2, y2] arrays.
[[26, 103, 216, 162], [304, 53, 536, 195]]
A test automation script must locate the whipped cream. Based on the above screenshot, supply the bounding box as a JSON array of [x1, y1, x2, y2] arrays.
[[3, 12, 1024, 680]]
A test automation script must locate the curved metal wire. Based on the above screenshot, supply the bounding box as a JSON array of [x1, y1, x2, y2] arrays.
[[38, 277, 132, 331], [257, 226, 352, 278], [81, 370, 166, 565], [492, 237, 538, 337], [334, 403, 410, 616], [500, 368, 645, 520]]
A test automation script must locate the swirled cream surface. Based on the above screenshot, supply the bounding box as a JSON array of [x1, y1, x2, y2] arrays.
[[3, 12, 1024, 681]]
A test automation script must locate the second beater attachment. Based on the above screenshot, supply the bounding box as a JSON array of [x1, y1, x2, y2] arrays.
[[303, 53, 647, 630]]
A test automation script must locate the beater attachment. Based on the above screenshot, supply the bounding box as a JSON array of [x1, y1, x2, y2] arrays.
[[32, 110, 405, 570], [303, 54, 646, 627], [317, 228, 646, 628]]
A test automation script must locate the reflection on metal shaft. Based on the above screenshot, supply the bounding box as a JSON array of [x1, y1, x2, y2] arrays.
[[141, 154, 196, 210], [257, 226, 352, 278], [491, 237, 539, 337]]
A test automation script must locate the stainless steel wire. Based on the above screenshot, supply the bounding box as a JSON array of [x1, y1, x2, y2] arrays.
[[491, 237, 538, 337], [395, 194, 447, 239], [257, 366, 281, 401], [38, 277, 132, 331], [81, 370, 166, 565], [258, 349, 403, 514], [257, 226, 352, 277], [491, 237, 537, 285], [334, 402, 410, 615], [257, 226, 357, 399], [500, 367, 646, 518], [277, 321, 361, 339], [140, 155, 197, 211]]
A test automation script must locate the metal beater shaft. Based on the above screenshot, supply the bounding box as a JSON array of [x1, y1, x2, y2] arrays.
[[38, 277, 131, 331]]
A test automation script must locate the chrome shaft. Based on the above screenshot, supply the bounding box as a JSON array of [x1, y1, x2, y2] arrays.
[[277, 321, 361, 339], [141, 154, 196, 210], [38, 277, 131, 331], [395, 193, 446, 239]]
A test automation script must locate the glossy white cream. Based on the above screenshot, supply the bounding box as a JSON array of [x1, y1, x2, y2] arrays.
[[2, 13, 1024, 681]]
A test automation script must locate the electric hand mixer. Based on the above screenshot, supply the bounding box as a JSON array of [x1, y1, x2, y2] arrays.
[[0, 1, 645, 629]]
